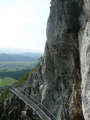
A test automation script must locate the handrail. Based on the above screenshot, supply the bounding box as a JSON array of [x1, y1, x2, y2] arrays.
[[9, 87, 52, 120], [10, 87, 50, 120], [18, 88, 57, 120]]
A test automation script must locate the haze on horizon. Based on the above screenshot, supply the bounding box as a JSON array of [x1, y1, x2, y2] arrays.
[[0, 0, 50, 53]]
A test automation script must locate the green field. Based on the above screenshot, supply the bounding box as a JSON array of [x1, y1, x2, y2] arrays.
[[0, 77, 17, 87], [0, 61, 38, 72], [0, 60, 39, 79], [0, 62, 40, 103]]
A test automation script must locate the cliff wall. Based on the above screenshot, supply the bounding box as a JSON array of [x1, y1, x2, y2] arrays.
[[0, 0, 90, 120], [29, 0, 89, 120]]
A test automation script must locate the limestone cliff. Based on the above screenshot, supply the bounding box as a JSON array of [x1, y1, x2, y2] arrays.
[[28, 0, 88, 119], [0, 0, 90, 120], [30, 0, 84, 119]]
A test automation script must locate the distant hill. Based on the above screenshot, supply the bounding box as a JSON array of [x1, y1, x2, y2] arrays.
[[0, 53, 42, 61], [21, 52, 42, 59]]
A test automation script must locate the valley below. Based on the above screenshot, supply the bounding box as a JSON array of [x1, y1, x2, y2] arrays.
[[0, 53, 40, 88], [0, 61, 38, 79]]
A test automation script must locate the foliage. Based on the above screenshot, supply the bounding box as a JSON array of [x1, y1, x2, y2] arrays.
[[15, 71, 30, 86], [0, 90, 12, 103], [0, 61, 40, 103], [0, 77, 17, 87], [15, 62, 40, 87]]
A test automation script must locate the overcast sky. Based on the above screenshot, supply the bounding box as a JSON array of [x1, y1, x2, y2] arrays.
[[0, 0, 50, 53]]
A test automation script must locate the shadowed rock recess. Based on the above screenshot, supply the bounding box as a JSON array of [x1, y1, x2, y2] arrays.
[[0, 0, 90, 120]]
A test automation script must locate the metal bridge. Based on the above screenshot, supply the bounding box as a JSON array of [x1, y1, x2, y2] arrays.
[[9, 87, 57, 120]]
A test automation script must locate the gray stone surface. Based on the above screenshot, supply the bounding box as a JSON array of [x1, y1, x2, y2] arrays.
[[27, 0, 88, 119], [29, 0, 85, 119], [1, 0, 90, 120], [80, 22, 90, 120]]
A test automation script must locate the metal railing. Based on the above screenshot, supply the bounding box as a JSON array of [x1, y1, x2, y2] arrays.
[[18, 87, 57, 120], [9, 87, 57, 120]]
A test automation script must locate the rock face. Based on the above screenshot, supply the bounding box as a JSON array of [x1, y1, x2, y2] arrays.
[[0, 0, 90, 120], [28, 0, 89, 120], [0, 94, 40, 120], [0, 96, 26, 120], [28, 0, 85, 120], [80, 20, 90, 120]]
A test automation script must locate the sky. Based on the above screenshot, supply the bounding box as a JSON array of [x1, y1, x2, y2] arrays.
[[0, 0, 50, 53]]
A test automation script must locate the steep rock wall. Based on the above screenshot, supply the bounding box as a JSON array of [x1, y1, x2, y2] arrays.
[[29, 0, 87, 120], [0, 0, 89, 120], [80, 22, 90, 120], [80, 0, 90, 117]]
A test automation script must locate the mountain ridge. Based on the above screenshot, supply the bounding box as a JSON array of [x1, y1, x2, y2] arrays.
[[0, 53, 41, 61]]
